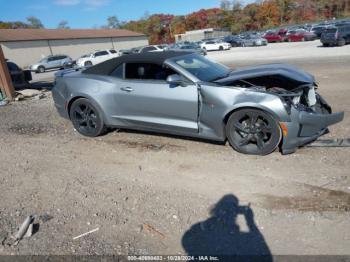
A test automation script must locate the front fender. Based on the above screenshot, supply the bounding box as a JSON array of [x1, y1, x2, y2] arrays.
[[199, 85, 291, 140]]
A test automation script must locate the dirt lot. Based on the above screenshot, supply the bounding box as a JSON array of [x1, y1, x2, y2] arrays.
[[1, 41, 350, 257]]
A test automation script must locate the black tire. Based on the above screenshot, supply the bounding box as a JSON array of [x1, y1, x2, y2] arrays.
[[226, 109, 282, 155], [219, 46, 224, 51], [70, 98, 106, 137], [84, 61, 93, 66], [38, 66, 45, 73], [323, 43, 329, 47], [338, 38, 346, 47]]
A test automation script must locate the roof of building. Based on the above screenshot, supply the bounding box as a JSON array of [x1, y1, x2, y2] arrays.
[[83, 51, 191, 75], [0, 29, 145, 42]]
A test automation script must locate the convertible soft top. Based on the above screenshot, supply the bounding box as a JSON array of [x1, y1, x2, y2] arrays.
[[83, 51, 190, 75]]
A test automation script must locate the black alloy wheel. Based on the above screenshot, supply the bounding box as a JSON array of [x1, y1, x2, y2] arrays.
[[70, 98, 105, 137], [38, 66, 45, 73], [226, 109, 282, 155]]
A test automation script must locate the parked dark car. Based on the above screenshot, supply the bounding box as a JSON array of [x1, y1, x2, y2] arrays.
[[321, 25, 350, 46], [223, 35, 244, 47], [6, 60, 31, 90], [310, 26, 327, 38], [52, 51, 343, 155]]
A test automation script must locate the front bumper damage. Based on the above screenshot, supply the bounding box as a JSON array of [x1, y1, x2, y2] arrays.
[[280, 97, 344, 154]]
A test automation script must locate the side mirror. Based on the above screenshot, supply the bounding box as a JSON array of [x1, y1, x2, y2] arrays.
[[166, 74, 185, 86]]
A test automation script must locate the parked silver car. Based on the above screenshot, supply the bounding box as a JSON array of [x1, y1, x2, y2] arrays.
[[52, 52, 344, 155], [240, 35, 268, 47], [168, 43, 207, 55], [30, 55, 72, 73]]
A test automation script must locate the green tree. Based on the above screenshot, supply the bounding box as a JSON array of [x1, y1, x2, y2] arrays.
[[26, 16, 44, 28], [107, 16, 120, 29], [57, 20, 70, 29]]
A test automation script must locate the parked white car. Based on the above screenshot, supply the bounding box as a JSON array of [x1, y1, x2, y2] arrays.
[[76, 49, 120, 67], [200, 40, 231, 51]]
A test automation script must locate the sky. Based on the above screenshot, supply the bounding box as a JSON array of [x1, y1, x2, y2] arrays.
[[0, 0, 253, 29]]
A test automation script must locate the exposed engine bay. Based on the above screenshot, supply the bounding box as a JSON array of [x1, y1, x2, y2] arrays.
[[220, 74, 331, 115]]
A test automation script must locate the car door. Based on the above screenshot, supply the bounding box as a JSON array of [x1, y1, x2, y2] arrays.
[[94, 51, 110, 64], [46, 56, 58, 69], [205, 41, 215, 51], [110, 62, 199, 134]]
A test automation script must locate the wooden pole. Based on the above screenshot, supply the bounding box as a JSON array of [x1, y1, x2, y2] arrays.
[[0, 44, 15, 100]]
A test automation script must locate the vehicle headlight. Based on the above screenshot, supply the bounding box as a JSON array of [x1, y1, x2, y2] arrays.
[[292, 96, 301, 105]]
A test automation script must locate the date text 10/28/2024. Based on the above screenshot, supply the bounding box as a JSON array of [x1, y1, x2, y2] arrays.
[[127, 255, 219, 261]]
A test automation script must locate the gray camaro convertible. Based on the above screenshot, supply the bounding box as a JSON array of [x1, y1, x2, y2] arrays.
[[52, 51, 344, 155]]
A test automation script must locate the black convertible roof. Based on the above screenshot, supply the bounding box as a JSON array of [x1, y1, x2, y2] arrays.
[[83, 51, 191, 75]]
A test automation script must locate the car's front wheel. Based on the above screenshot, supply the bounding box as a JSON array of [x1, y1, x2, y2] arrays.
[[70, 98, 106, 137], [37, 66, 45, 73], [226, 109, 282, 155]]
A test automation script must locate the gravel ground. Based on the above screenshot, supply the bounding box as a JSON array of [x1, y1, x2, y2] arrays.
[[0, 41, 349, 257]]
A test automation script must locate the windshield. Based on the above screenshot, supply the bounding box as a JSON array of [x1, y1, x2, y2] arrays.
[[171, 54, 231, 82]]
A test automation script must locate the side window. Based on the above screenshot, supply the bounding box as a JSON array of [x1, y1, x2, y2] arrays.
[[110, 64, 124, 78], [47, 57, 55, 62], [95, 51, 109, 57], [125, 63, 176, 81], [6, 62, 20, 71], [109, 49, 117, 54], [141, 46, 157, 53]]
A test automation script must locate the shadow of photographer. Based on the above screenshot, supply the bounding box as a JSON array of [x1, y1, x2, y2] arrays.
[[182, 194, 272, 261]]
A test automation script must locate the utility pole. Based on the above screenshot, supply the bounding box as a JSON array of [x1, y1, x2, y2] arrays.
[[0, 44, 15, 100]]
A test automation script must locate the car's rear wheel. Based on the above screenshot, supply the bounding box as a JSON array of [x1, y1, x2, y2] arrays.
[[70, 98, 106, 137], [226, 109, 281, 155], [84, 61, 93, 66], [323, 43, 329, 47], [37, 66, 45, 73], [219, 46, 224, 51], [338, 38, 346, 46]]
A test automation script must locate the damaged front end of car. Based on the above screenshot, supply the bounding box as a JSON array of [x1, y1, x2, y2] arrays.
[[216, 64, 344, 154]]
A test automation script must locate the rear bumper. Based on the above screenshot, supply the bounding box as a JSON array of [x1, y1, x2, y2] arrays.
[[321, 39, 338, 45], [281, 101, 344, 154]]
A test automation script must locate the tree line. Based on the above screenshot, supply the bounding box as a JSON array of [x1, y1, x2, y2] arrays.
[[121, 0, 350, 44], [1, 0, 349, 44]]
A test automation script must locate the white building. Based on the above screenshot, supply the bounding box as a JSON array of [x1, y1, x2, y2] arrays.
[[0, 29, 148, 67]]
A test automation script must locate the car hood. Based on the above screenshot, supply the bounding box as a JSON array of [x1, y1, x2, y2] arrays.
[[215, 63, 315, 85]]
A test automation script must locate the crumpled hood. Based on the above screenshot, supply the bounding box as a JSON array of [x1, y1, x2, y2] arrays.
[[216, 63, 315, 85]]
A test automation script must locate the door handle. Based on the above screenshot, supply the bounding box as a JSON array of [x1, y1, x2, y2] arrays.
[[120, 87, 133, 92]]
